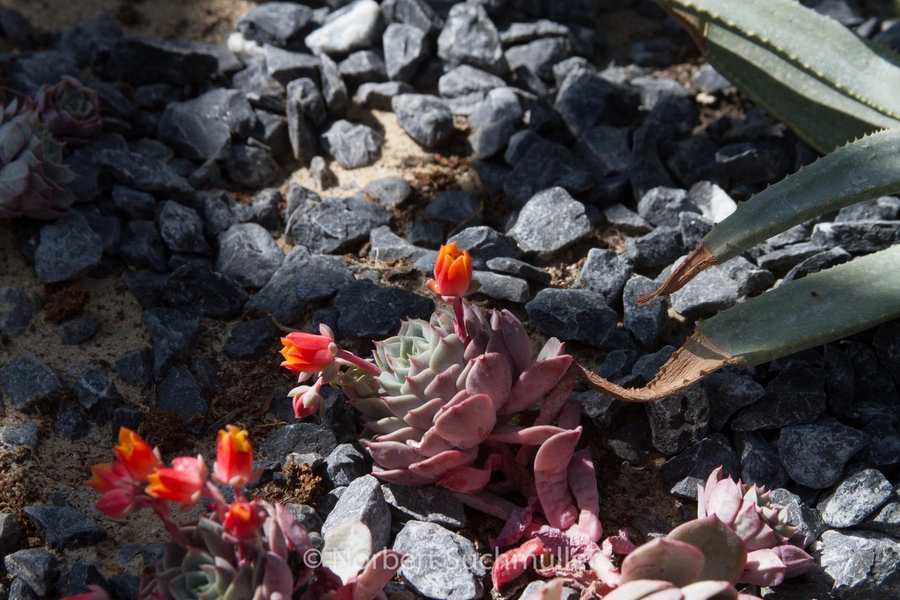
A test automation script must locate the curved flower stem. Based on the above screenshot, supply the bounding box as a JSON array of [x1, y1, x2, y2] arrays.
[[452, 297, 467, 343], [152, 501, 190, 547], [335, 349, 381, 376], [203, 481, 229, 521]]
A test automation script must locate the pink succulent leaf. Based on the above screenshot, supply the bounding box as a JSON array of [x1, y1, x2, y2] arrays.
[[442, 388, 472, 410], [667, 515, 747, 585], [465, 352, 513, 411], [403, 398, 445, 430], [488, 425, 567, 445], [433, 393, 497, 449], [496, 310, 534, 377], [492, 537, 545, 589], [567, 449, 601, 542], [400, 369, 435, 399], [534, 428, 582, 531], [500, 355, 574, 415], [602, 529, 637, 557], [365, 416, 409, 435], [266, 506, 289, 561], [407, 428, 454, 456], [348, 396, 395, 419], [742, 522, 779, 552], [437, 464, 493, 493], [380, 395, 425, 419], [702, 467, 724, 514], [374, 426, 421, 443], [536, 337, 566, 361], [732, 500, 764, 545], [483, 440, 536, 497], [351, 550, 406, 600], [429, 335, 466, 372], [602, 580, 675, 600], [770, 545, 814, 579], [451, 489, 519, 520], [588, 551, 622, 588], [370, 465, 434, 485], [409, 450, 474, 480], [620, 538, 705, 587], [557, 400, 582, 430], [738, 549, 786, 587], [515, 444, 537, 466], [490, 497, 537, 548], [706, 475, 742, 527], [523, 578, 565, 600], [535, 524, 600, 563], [680, 581, 740, 600], [423, 363, 464, 403], [256, 551, 294, 600], [535, 367, 577, 426], [365, 441, 422, 470], [275, 502, 315, 556], [697, 483, 708, 518]]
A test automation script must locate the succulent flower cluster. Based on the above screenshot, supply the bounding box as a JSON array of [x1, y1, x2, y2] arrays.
[[75, 427, 402, 600]]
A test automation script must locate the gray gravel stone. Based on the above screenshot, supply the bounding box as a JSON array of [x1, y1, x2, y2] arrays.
[[704, 369, 766, 432], [859, 495, 900, 537], [392, 94, 454, 148], [424, 191, 482, 226], [393, 521, 485, 600], [335, 279, 433, 340], [320, 120, 383, 169], [602, 204, 653, 236], [157, 368, 207, 434], [815, 530, 900, 598], [216, 223, 284, 289], [732, 364, 826, 431], [224, 319, 278, 360], [781, 246, 852, 285], [364, 177, 412, 208], [624, 227, 684, 268], [116, 349, 153, 389], [323, 443, 369, 487], [384, 23, 429, 82], [817, 469, 894, 528], [120, 221, 168, 272], [447, 226, 520, 268], [262, 423, 338, 459], [811, 221, 900, 253], [734, 431, 789, 490], [34, 214, 103, 283], [162, 261, 248, 319], [158, 99, 231, 162], [508, 187, 591, 257], [671, 255, 774, 319], [322, 475, 391, 553], [577, 125, 631, 178], [0, 513, 20, 556], [94, 149, 193, 197], [555, 71, 640, 138], [0, 356, 62, 411], [4, 549, 58, 597], [224, 144, 279, 189], [485, 257, 551, 284], [382, 484, 467, 529], [200, 191, 253, 239], [658, 433, 741, 491], [472, 271, 529, 303], [264, 45, 319, 86], [235, 2, 313, 47], [140, 307, 200, 380], [574, 248, 633, 305], [0, 286, 37, 340], [688, 181, 736, 224], [778, 419, 866, 488], [382, 0, 442, 34], [338, 50, 387, 90], [622, 275, 667, 350], [156, 201, 211, 256], [287, 195, 391, 253], [23, 506, 106, 550], [304, 0, 382, 56], [0, 422, 38, 450], [503, 142, 595, 210], [317, 52, 349, 116], [357, 81, 415, 110], [437, 2, 506, 75], [73, 368, 122, 425], [645, 384, 709, 455], [505, 37, 571, 80], [438, 65, 505, 115], [526, 288, 618, 347]]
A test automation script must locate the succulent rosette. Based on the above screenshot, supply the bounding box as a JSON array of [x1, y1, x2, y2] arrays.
[[35, 76, 103, 145]]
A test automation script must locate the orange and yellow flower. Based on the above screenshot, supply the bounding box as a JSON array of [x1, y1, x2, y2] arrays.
[[280, 332, 338, 375], [223, 501, 260, 540], [113, 427, 160, 483], [426, 243, 476, 298], [213, 425, 255, 487], [147, 456, 208, 507]]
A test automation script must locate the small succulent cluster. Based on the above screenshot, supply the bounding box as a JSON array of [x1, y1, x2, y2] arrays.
[[0, 76, 101, 220], [73, 426, 402, 600]]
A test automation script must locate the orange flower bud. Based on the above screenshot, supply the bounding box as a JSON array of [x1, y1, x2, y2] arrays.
[[213, 425, 254, 487], [85, 462, 128, 493], [223, 501, 260, 540], [426, 243, 474, 298], [147, 456, 208, 507], [280, 332, 338, 375], [113, 428, 160, 483]]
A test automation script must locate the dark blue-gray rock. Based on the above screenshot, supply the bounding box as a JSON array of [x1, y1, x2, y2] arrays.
[[122, 271, 169, 310], [716, 141, 792, 185], [0, 286, 37, 340], [692, 64, 731, 93], [472, 271, 530, 303], [288, 196, 391, 253], [688, 181, 737, 224], [317, 52, 349, 116], [58, 313, 100, 346], [602, 204, 653, 237], [637, 187, 698, 228], [704, 369, 766, 432], [339, 50, 387, 90], [624, 227, 683, 268], [732, 364, 826, 431], [658, 433, 741, 491], [0, 423, 38, 450], [335, 279, 433, 340], [437, 2, 506, 75], [285, 81, 320, 165], [0, 356, 62, 412], [199, 191, 253, 239], [215, 223, 283, 289], [859, 496, 900, 537], [156, 201, 211, 256], [141, 308, 200, 380], [252, 189, 284, 234], [508, 187, 591, 257], [382, 484, 467, 529], [860, 421, 900, 468], [94, 36, 218, 85], [645, 384, 709, 456], [0, 513, 20, 556], [4, 549, 58, 597], [631, 345, 675, 385], [734, 431, 789, 489], [817, 469, 893, 528], [323, 475, 391, 553], [485, 257, 551, 285], [677, 211, 713, 251], [835, 196, 900, 222], [233, 59, 286, 114], [670, 477, 704, 501], [112, 186, 156, 221], [873, 319, 900, 384], [499, 19, 570, 45], [10, 575, 40, 600], [162, 261, 247, 319], [756, 242, 825, 276], [393, 521, 485, 600], [283, 504, 322, 534], [503, 129, 542, 168], [424, 191, 482, 226], [304, 0, 383, 56], [630, 125, 678, 204], [108, 574, 141, 600], [671, 256, 774, 319], [815, 530, 900, 598], [504, 141, 595, 209], [630, 37, 690, 68], [262, 423, 338, 459], [6, 51, 80, 96], [599, 349, 640, 380], [157, 368, 207, 434], [181, 88, 257, 141], [82, 212, 121, 255], [576, 125, 631, 178], [134, 83, 181, 110], [406, 218, 443, 248], [324, 443, 369, 487], [235, 2, 314, 47], [811, 221, 900, 253], [438, 65, 505, 115], [316, 386, 358, 444], [767, 487, 824, 549], [364, 177, 412, 208], [64, 562, 108, 597], [781, 246, 852, 285], [264, 45, 320, 86], [506, 36, 571, 81], [357, 81, 416, 110], [555, 71, 640, 137], [23, 506, 106, 550], [392, 94, 454, 148], [845, 341, 900, 425], [622, 275, 667, 350], [116, 349, 153, 389], [383, 23, 429, 83], [603, 406, 651, 462], [320, 120, 383, 169], [526, 288, 618, 347], [574, 248, 633, 305], [34, 214, 103, 284], [224, 319, 278, 361], [157, 101, 231, 162], [318, 487, 346, 520], [368, 226, 427, 262], [448, 226, 520, 269], [73, 368, 122, 425], [111, 408, 144, 442], [95, 149, 193, 197], [57, 12, 121, 66], [224, 143, 279, 189], [190, 358, 220, 394], [382, 0, 442, 34], [252, 110, 291, 158], [778, 419, 866, 488], [119, 221, 168, 273], [663, 137, 722, 189]]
